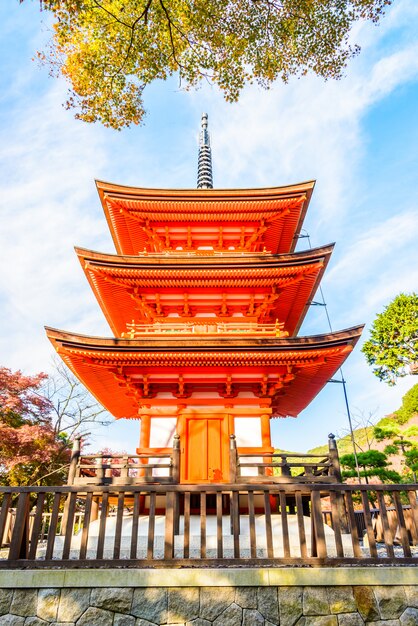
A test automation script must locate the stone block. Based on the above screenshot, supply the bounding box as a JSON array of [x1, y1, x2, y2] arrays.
[[135, 620, 158, 626], [168, 588, 199, 623], [363, 621, 399, 626], [303, 588, 330, 616], [0, 592, 12, 617], [199, 587, 235, 621], [91, 588, 133, 614], [235, 588, 257, 609], [279, 586, 303, 626], [132, 588, 167, 624], [353, 587, 380, 622], [213, 602, 242, 626], [258, 586, 279, 624], [327, 588, 356, 614], [0, 617, 25, 626], [243, 608, 264, 625], [185, 620, 211, 626], [337, 615, 364, 626], [400, 607, 418, 626], [374, 587, 407, 620], [404, 587, 418, 609], [37, 589, 60, 622], [24, 619, 48, 626], [57, 589, 90, 623], [113, 614, 136, 626], [77, 607, 114, 626], [300, 617, 338, 626], [10, 591, 37, 618]]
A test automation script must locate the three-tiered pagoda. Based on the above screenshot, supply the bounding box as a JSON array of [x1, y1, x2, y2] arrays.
[[47, 115, 363, 484]]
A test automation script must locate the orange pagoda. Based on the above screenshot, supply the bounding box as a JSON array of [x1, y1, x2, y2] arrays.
[[46, 114, 363, 485]]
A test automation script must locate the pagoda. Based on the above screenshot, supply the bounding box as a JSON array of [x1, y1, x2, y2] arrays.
[[46, 114, 363, 484]]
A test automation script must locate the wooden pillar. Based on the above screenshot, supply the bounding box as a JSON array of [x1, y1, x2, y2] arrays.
[[138, 414, 151, 478], [139, 414, 151, 449], [61, 437, 81, 536], [261, 413, 271, 477], [260, 414, 271, 448]]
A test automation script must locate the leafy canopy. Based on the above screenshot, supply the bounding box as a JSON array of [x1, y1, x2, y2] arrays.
[[340, 450, 401, 483], [362, 293, 418, 385], [23, 0, 392, 129], [0, 364, 111, 486]]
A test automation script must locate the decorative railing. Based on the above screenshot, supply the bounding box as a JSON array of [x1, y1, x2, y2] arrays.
[[67, 437, 181, 487], [1, 483, 418, 568], [122, 321, 286, 338], [135, 249, 272, 257], [230, 434, 341, 484]]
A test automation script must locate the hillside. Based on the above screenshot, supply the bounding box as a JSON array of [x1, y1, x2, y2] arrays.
[[305, 384, 418, 474]]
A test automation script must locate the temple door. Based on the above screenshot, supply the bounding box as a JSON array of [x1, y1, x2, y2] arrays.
[[180, 415, 229, 483]]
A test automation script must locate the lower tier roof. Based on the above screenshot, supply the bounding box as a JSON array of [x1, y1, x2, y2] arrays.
[[46, 326, 363, 419]]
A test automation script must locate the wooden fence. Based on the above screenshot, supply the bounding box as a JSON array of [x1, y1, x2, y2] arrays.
[[1, 483, 418, 568]]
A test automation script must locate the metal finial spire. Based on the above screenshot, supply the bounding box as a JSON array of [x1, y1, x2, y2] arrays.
[[197, 113, 213, 189]]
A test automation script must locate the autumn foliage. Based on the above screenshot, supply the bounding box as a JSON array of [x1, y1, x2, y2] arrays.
[[22, 0, 393, 129], [0, 367, 70, 486]]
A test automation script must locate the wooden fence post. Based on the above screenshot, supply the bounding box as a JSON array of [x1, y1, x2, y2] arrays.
[[172, 434, 181, 535], [66, 436, 81, 486], [328, 434, 349, 533], [229, 435, 238, 483], [328, 433, 342, 482], [61, 437, 81, 536], [172, 434, 181, 484]]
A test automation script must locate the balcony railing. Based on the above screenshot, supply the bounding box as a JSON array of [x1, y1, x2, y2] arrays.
[[1, 483, 418, 569], [122, 321, 286, 338]]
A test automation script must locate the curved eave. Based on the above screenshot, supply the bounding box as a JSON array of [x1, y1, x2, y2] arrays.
[[75, 244, 333, 338], [96, 179, 315, 256], [46, 325, 363, 420], [46, 325, 363, 351]]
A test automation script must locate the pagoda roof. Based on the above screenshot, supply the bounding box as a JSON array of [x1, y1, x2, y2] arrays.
[[96, 180, 315, 255], [76, 244, 333, 337], [46, 325, 363, 419]]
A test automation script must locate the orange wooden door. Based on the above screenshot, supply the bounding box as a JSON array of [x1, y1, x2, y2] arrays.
[[181, 416, 229, 483]]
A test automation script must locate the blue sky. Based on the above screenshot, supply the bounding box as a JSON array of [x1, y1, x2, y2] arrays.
[[1, 1, 418, 453]]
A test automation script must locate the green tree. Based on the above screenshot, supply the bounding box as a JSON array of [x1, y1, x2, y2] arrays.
[[395, 383, 418, 424], [22, 0, 392, 129], [340, 450, 401, 484], [362, 293, 418, 385], [374, 419, 418, 481]]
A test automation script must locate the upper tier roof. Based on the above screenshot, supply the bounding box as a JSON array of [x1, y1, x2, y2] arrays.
[[46, 325, 363, 419], [76, 244, 333, 337], [96, 180, 315, 255]]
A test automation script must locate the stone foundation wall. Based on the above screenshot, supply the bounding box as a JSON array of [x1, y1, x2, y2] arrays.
[[1, 584, 418, 626]]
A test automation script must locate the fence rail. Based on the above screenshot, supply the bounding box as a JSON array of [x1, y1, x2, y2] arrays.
[[1, 483, 418, 569]]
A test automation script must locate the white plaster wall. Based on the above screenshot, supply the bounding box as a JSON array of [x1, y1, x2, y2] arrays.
[[234, 417, 262, 447], [149, 418, 177, 448]]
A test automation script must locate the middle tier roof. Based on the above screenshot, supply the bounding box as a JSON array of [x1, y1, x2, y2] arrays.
[[77, 244, 333, 338]]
